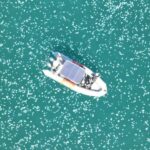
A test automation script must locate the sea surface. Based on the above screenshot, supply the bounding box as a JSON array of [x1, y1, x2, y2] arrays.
[[0, 0, 150, 149]]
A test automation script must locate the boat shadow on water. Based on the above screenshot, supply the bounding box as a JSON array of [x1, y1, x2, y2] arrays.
[[52, 43, 98, 72]]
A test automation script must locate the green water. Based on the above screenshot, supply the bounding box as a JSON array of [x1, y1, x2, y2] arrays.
[[0, 0, 150, 149]]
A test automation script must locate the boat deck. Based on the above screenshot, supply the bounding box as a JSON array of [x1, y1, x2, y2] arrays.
[[59, 61, 85, 84]]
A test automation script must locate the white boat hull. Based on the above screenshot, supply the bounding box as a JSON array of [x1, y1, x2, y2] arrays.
[[43, 69, 107, 97], [43, 51, 107, 97]]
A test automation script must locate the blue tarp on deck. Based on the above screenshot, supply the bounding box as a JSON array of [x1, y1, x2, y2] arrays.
[[60, 61, 85, 84]]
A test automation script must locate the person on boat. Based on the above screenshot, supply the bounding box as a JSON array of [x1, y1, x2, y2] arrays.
[[83, 75, 91, 88], [56, 53, 63, 63], [52, 53, 65, 72], [52, 60, 60, 70]]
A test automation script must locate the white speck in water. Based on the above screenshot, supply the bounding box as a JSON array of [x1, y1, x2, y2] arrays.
[[147, 138, 150, 143], [0, 43, 3, 47]]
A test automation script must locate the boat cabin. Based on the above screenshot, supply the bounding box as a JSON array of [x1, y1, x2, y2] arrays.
[[59, 61, 85, 84]]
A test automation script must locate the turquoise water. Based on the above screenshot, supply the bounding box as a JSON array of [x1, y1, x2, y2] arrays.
[[1, 0, 150, 149]]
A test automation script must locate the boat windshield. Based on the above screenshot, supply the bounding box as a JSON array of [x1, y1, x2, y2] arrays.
[[60, 61, 85, 84]]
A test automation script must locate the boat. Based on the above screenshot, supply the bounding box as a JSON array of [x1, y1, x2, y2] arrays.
[[43, 51, 107, 97]]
